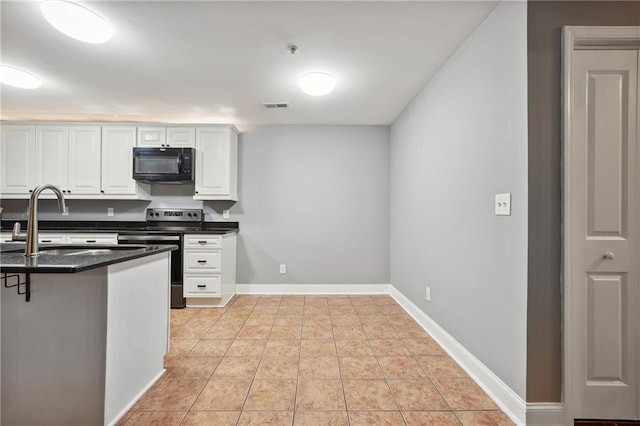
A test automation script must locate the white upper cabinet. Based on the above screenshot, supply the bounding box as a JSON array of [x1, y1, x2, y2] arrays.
[[1, 125, 36, 194], [35, 125, 101, 195], [68, 126, 102, 194], [194, 126, 238, 201], [138, 126, 195, 148], [35, 126, 68, 190], [166, 127, 195, 148], [102, 126, 149, 198], [1, 122, 234, 201], [137, 127, 167, 147]]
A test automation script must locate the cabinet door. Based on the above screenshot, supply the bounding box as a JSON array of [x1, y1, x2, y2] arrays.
[[166, 127, 195, 147], [194, 127, 237, 200], [1, 125, 36, 194], [68, 126, 101, 194], [35, 126, 68, 191], [102, 126, 137, 195], [137, 127, 167, 147]]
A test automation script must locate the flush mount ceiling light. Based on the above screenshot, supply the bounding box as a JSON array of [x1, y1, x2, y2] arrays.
[[299, 72, 336, 96], [0, 65, 42, 89], [41, 0, 113, 44]]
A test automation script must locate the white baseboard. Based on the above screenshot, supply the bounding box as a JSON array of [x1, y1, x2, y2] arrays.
[[235, 283, 391, 295], [526, 403, 565, 426], [388, 286, 527, 426]]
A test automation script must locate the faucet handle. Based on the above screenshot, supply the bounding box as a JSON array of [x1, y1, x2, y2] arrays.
[[11, 222, 26, 241]]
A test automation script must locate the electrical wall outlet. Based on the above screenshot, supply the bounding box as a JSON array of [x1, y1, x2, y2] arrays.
[[426, 286, 431, 302], [495, 193, 511, 216], [107, 207, 114, 217], [222, 209, 230, 219], [279, 264, 287, 274]]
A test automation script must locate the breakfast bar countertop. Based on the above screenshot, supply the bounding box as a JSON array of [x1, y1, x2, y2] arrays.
[[0, 243, 177, 274]]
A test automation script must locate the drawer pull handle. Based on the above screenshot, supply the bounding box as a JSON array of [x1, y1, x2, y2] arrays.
[[41, 240, 52, 243], [86, 240, 97, 243], [198, 240, 207, 244], [197, 284, 207, 288], [197, 260, 207, 264]]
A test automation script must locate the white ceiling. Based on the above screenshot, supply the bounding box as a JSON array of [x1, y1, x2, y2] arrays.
[[0, 1, 498, 129]]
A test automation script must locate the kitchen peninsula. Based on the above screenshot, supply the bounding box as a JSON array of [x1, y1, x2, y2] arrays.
[[1, 243, 176, 426]]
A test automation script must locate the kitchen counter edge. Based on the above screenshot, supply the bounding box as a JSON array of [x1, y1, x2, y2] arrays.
[[0, 244, 177, 274]]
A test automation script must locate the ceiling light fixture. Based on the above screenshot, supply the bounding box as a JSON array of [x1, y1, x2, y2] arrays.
[[299, 72, 336, 96], [41, 0, 113, 44], [0, 65, 42, 89]]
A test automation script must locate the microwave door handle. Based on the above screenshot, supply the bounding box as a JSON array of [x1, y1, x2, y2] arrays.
[[177, 153, 183, 173]]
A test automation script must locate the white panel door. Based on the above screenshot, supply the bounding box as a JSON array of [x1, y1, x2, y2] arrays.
[[101, 126, 137, 195], [0, 125, 36, 194], [35, 126, 68, 190], [68, 126, 102, 195], [569, 49, 639, 420]]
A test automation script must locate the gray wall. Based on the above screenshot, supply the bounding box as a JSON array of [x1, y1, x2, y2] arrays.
[[390, 1, 528, 398], [234, 125, 390, 285], [526, 0, 640, 403]]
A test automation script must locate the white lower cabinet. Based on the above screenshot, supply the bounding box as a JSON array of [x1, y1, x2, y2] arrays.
[[37, 233, 67, 244], [184, 275, 221, 296], [67, 233, 118, 245], [0, 232, 118, 244], [183, 233, 236, 307]]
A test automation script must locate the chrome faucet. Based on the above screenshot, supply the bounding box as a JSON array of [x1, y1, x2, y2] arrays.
[[23, 184, 66, 257]]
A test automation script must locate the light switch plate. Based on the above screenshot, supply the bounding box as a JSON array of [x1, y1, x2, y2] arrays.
[[222, 209, 229, 219], [495, 193, 511, 216], [107, 208, 114, 217]]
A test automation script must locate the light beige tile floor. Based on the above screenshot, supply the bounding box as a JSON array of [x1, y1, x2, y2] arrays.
[[118, 295, 514, 426]]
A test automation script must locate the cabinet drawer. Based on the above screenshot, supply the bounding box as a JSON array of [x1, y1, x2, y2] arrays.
[[184, 275, 221, 296], [67, 233, 118, 245], [184, 251, 221, 272], [38, 233, 66, 244], [0, 233, 13, 243], [184, 235, 221, 248]]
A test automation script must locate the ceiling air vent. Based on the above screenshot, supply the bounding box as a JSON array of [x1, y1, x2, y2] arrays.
[[263, 102, 289, 109]]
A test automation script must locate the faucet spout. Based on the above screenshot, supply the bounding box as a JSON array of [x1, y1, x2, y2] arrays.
[[25, 184, 66, 257]]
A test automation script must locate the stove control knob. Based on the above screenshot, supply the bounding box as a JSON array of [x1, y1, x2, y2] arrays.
[[148, 211, 153, 216], [155, 212, 160, 217], [187, 213, 192, 217]]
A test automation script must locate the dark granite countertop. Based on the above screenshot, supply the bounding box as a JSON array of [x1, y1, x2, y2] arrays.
[[0, 220, 239, 234], [0, 243, 177, 273]]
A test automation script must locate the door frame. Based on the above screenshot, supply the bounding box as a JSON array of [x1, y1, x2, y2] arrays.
[[562, 26, 640, 424]]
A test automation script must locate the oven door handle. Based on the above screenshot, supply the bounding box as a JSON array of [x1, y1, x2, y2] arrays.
[[118, 235, 181, 242]]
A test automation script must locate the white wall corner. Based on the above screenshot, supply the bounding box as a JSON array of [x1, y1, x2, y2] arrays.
[[235, 283, 391, 295], [525, 403, 565, 426], [388, 286, 527, 426]]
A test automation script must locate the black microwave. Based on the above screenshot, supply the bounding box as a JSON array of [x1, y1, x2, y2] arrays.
[[133, 147, 194, 183]]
